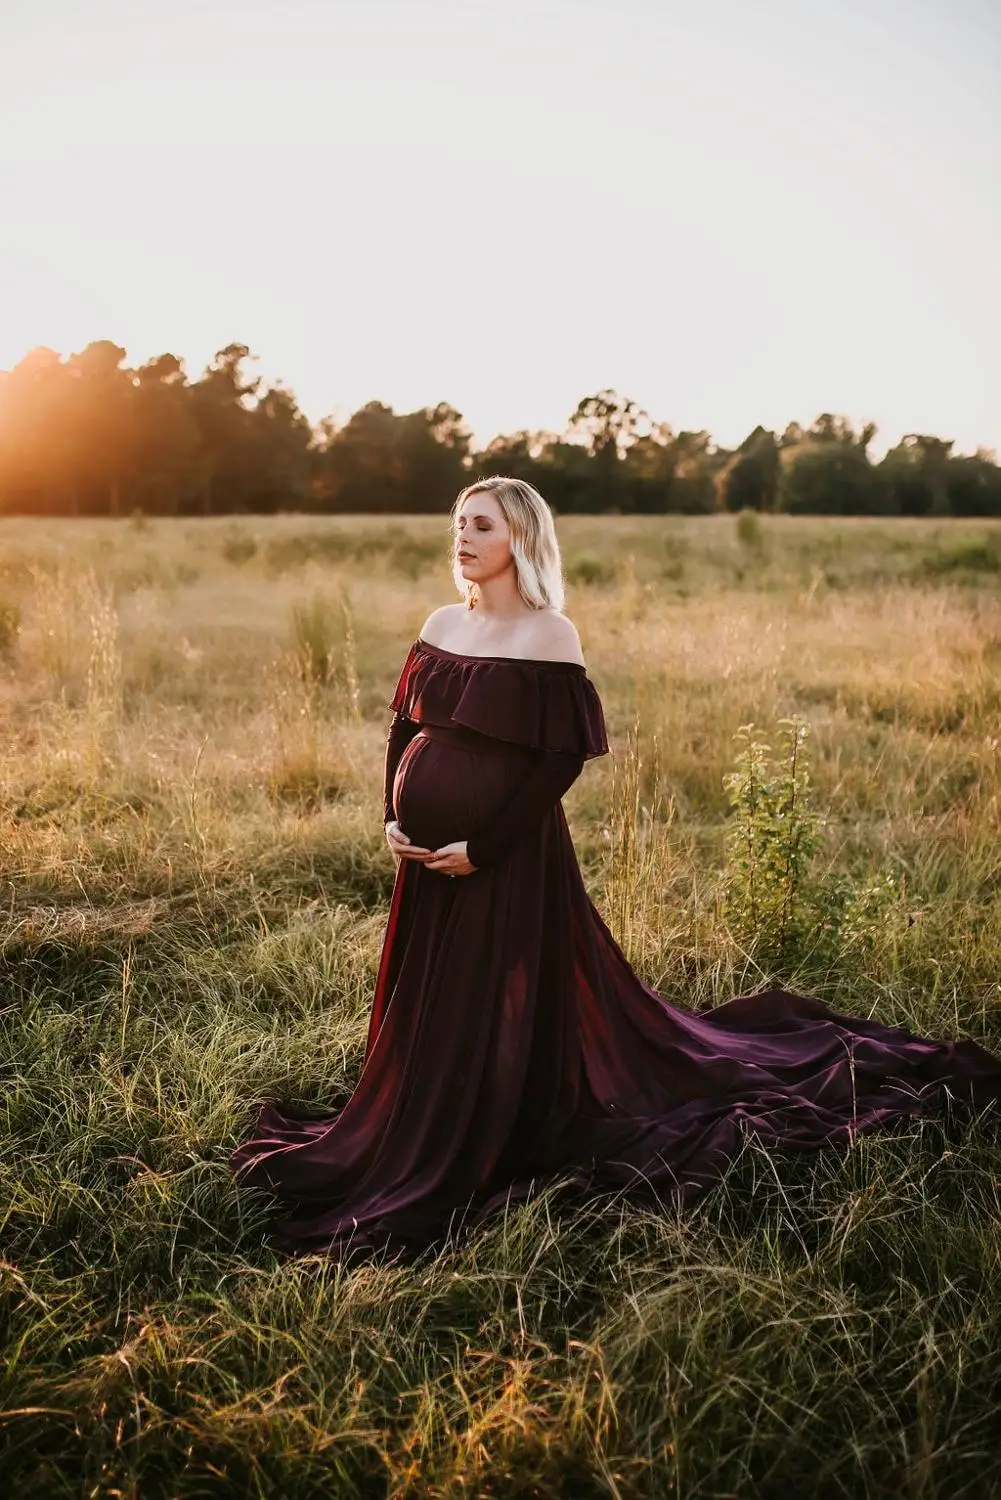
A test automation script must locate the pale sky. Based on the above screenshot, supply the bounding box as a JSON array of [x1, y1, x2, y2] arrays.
[[1, 0, 999, 454]]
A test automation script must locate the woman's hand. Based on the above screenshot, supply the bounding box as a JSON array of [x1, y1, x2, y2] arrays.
[[385, 820, 433, 862], [424, 840, 477, 877]]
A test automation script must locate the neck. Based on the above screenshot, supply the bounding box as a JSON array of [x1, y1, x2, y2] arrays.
[[471, 567, 530, 620]]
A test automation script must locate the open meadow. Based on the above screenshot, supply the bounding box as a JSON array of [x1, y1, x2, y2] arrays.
[[2, 512, 1001, 1498]]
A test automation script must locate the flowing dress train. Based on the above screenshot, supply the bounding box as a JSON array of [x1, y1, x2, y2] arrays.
[[230, 638, 1001, 1257]]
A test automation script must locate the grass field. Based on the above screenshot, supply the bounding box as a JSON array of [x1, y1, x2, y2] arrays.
[[2, 512, 1001, 1498]]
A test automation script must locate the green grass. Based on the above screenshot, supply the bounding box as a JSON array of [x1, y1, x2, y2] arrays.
[[2, 513, 1001, 1497]]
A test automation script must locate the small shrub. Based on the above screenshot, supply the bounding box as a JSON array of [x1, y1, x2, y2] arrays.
[[221, 527, 258, 565], [723, 719, 819, 967], [735, 507, 765, 551], [264, 532, 349, 572], [0, 597, 21, 655], [385, 535, 446, 579], [810, 867, 902, 966], [266, 528, 444, 579], [657, 532, 689, 583], [291, 593, 340, 690], [723, 718, 899, 973], [566, 551, 615, 587], [289, 590, 362, 720], [921, 535, 1001, 577]]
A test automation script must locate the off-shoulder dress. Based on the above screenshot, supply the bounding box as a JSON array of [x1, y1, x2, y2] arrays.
[[230, 638, 1001, 1259]]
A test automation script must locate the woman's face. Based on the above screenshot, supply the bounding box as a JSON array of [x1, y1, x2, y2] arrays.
[[453, 491, 514, 586]]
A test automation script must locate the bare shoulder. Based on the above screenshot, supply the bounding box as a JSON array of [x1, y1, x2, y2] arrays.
[[418, 603, 465, 646], [525, 610, 586, 666]]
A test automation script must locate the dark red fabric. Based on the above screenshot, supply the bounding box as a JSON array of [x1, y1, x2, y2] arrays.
[[383, 640, 598, 866], [383, 711, 421, 825], [464, 747, 585, 869], [232, 638, 1001, 1260], [385, 708, 585, 869], [388, 638, 609, 758]]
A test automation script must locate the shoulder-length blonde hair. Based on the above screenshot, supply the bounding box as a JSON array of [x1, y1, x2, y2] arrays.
[[450, 476, 565, 612]]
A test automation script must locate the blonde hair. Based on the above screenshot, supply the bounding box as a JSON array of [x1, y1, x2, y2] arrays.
[[450, 476, 565, 612]]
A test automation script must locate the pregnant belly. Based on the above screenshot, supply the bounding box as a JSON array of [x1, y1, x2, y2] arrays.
[[393, 729, 534, 851]]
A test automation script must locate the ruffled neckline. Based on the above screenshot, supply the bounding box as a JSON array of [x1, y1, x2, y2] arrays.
[[414, 637, 588, 674], [391, 635, 609, 758]]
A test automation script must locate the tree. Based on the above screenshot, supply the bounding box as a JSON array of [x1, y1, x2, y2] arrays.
[[715, 426, 780, 512], [622, 421, 674, 513], [316, 401, 405, 513], [470, 430, 547, 490], [0, 348, 73, 512], [944, 454, 1001, 517], [565, 390, 648, 510], [63, 341, 136, 515], [535, 435, 601, 514], [2, 339, 999, 517], [567, 390, 646, 456], [241, 384, 314, 512], [778, 442, 886, 514], [879, 435, 954, 517], [187, 345, 261, 514], [131, 354, 201, 514], [395, 403, 471, 513], [670, 431, 718, 513]]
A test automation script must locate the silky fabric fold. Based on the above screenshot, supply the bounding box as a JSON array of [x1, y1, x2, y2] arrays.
[[231, 637, 1001, 1259]]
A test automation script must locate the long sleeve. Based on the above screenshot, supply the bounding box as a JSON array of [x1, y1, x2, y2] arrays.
[[465, 749, 585, 870], [383, 711, 421, 825]]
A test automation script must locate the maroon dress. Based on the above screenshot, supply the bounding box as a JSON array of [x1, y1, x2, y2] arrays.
[[230, 638, 1001, 1258]]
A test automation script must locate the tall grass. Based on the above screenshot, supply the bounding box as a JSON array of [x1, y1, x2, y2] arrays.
[[1, 514, 1000, 1496]]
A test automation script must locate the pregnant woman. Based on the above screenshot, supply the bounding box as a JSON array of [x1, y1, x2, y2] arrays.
[[231, 476, 1001, 1259]]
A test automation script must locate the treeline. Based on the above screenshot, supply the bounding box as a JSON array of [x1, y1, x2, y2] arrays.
[[1, 341, 999, 518]]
